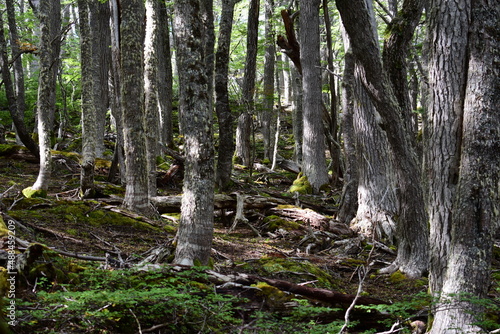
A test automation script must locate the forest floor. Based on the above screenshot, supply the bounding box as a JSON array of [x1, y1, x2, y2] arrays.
[[0, 143, 499, 333]]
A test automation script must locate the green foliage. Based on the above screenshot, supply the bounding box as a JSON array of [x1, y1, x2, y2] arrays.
[[17, 266, 243, 333]]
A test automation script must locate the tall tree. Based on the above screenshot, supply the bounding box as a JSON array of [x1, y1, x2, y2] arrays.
[[93, 1, 111, 158], [336, 0, 429, 278], [144, 0, 161, 197], [6, 0, 27, 145], [235, 0, 259, 167], [27, 0, 61, 196], [350, 64, 399, 243], [215, 0, 239, 190], [120, 0, 152, 215], [322, 0, 341, 186], [425, 0, 469, 295], [157, 0, 174, 149], [337, 41, 358, 224], [261, 0, 275, 161], [0, 12, 38, 159], [78, 0, 98, 197], [299, 0, 329, 194], [173, 0, 215, 266], [428, 0, 500, 331]]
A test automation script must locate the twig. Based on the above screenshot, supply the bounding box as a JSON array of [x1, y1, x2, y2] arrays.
[[129, 308, 143, 334], [339, 242, 377, 333]]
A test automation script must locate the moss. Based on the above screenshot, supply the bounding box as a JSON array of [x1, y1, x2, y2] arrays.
[[254, 282, 290, 308], [0, 217, 9, 238], [95, 158, 112, 169], [22, 187, 47, 199], [289, 173, 312, 194], [0, 144, 22, 156], [263, 215, 300, 231], [250, 258, 338, 289], [12, 200, 159, 232], [388, 271, 407, 284]]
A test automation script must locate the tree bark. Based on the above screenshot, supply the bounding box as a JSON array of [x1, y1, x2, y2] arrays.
[[173, 0, 215, 266], [0, 3, 39, 159], [144, 0, 161, 197], [31, 0, 61, 192], [157, 1, 174, 149], [6, 0, 28, 146], [300, 0, 329, 194], [336, 0, 429, 278], [425, 0, 469, 295], [261, 0, 275, 162], [235, 0, 259, 167], [120, 0, 152, 216], [215, 0, 238, 190], [351, 64, 398, 244], [78, 0, 97, 197], [337, 44, 358, 225], [429, 1, 500, 331]]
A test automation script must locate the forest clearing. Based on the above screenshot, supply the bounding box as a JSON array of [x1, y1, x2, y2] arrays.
[[0, 0, 499, 332]]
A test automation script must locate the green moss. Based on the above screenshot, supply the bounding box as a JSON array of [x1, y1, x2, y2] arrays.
[[289, 174, 312, 194], [388, 271, 407, 284], [0, 144, 22, 156], [250, 258, 338, 289], [263, 215, 300, 231], [22, 187, 47, 199], [253, 282, 291, 308]]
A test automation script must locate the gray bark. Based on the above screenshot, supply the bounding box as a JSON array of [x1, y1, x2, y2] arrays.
[[425, 0, 469, 295], [78, 0, 97, 197], [144, 0, 161, 197], [6, 0, 27, 145], [261, 0, 275, 161], [429, 0, 500, 332], [173, 0, 215, 266], [120, 0, 152, 216], [337, 46, 358, 225], [235, 0, 259, 167], [299, 0, 329, 194], [215, 0, 238, 190], [351, 64, 398, 244], [336, 0, 429, 278], [32, 0, 61, 191]]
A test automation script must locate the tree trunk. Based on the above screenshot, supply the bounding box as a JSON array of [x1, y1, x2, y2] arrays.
[[108, 0, 126, 184], [322, 0, 341, 186], [6, 0, 27, 146], [425, 0, 469, 295], [299, 0, 329, 194], [351, 64, 398, 244], [120, 0, 152, 216], [173, 0, 215, 266], [235, 0, 259, 167], [0, 4, 39, 159], [157, 0, 174, 149], [336, 0, 429, 278], [144, 0, 161, 197], [31, 0, 61, 193], [93, 1, 111, 158], [215, 0, 238, 190], [428, 1, 500, 331], [261, 0, 275, 162], [337, 44, 358, 225], [78, 0, 97, 197]]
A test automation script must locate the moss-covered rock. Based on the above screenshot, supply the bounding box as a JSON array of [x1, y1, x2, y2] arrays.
[[289, 173, 312, 194], [22, 187, 47, 199], [263, 215, 301, 232]]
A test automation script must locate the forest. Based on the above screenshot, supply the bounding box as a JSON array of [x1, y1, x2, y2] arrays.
[[0, 0, 499, 333]]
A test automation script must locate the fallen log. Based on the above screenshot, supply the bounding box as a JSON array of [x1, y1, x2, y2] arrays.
[[150, 193, 288, 213]]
